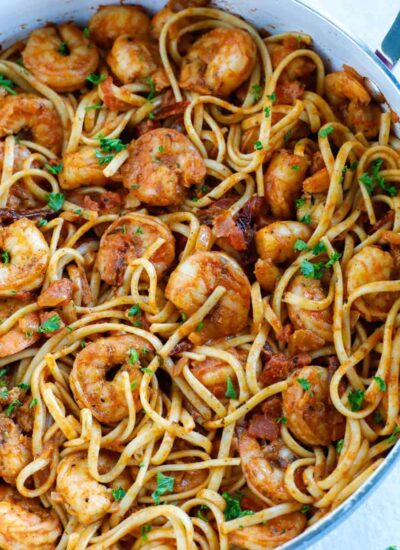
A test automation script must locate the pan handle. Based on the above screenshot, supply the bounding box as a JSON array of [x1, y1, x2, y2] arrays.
[[375, 11, 400, 69]]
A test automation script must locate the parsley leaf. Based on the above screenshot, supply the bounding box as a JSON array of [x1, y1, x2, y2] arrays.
[[95, 149, 114, 165], [128, 304, 141, 317], [225, 376, 237, 399], [336, 439, 344, 454], [360, 158, 396, 197], [223, 492, 254, 521], [0, 74, 16, 95], [311, 242, 327, 256], [86, 73, 106, 85], [264, 106, 271, 118], [300, 214, 311, 225], [145, 76, 156, 101], [83, 27, 90, 39], [267, 92, 276, 103], [85, 102, 103, 111], [301, 505, 310, 514], [297, 378, 311, 391], [386, 425, 400, 444], [45, 163, 63, 175], [276, 416, 287, 424], [254, 141, 263, 150], [348, 388, 365, 411], [1, 250, 9, 264], [291, 164, 300, 171], [112, 487, 126, 501], [38, 219, 48, 227], [152, 472, 175, 504], [251, 83, 262, 101], [29, 397, 38, 409], [37, 314, 62, 333], [197, 505, 209, 522], [373, 376, 387, 392], [141, 525, 152, 541], [98, 134, 126, 153], [294, 239, 308, 252], [47, 192, 65, 212], [128, 348, 139, 364], [295, 198, 305, 208], [318, 125, 334, 138], [5, 399, 22, 416], [17, 382, 30, 391], [300, 259, 326, 279], [58, 41, 69, 56], [196, 322, 204, 331]]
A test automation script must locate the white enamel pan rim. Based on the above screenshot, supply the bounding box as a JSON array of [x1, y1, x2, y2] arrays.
[[1, 0, 400, 548]]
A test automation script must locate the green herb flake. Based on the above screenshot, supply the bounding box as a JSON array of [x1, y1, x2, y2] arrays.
[[112, 487, 126, 501], [57, 41, 69, 56], [300, 214, 311, 225], [386, 425, 400, 444], [5, 399, 22, 416], [196, 322, 204, 331], [294, 239, 308, 252], [251, 83, 262, 102], [45, 163, 63, 175], [131, 381, 138, 390], [297, 377, 311, 391], [373, 410, 383, 424], [225, 376, 237, 400], [86, 73, 106, 85], [141, 367, 153, 376], [291, 165, 300, 171], [264, 106, 271, 118], [133, 320, 142, 327], [80, 340, 86, 348], [181, 312, 187, 322], [135, 227, 144, 234], [0, 74, 16, 95], [267, 92, 276, 103], [95, 149, 114, 165], [141, 524, 152, 541], [336, 439, 344, 454], [222, 492, 254, 521], [83, 27, 90, 38], [128, 304, 141, 317], [348, 388, 365, 412], [85, 102, 103, 111], [151, 472, 175, 504], [99, 134, 126, 153], [359, 158, 396, 197], [148, 112, 155, 120], [145, 76, 156, 101], [318, 125, 334, 138], [128, 348, 139, 364], [295, 198, 306, 208], [373, 376, 387, 392], [0, 369, 6, 377], [47, 192, 65, 212], [38, 314, 62, 334], [254, 141, 263, 151], [301, 505, 310, 514], [17, 383, 30, 391], [311, 242, 327, 256], [276, 416, 287, 424], [1, 250, 9, 264], [38, 219, 48, 227], [131, 184, 140, 189], [197, 505, 209, 522]]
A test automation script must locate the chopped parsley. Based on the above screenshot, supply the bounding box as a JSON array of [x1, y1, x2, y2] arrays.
[[130, 381, 138, 390], [223, 492, 254, 521], [141, 367, 153, 375], [148, 112, 155, 120], [197, 505, 209, 522], [152, 472, 175, 504], [225, 376, 237, 399], [318, 125, 334, 138], [336, 439, 344, 454], [128, 304, 141, 317], [0, 369, 6, 377], [158, 145, 164, 153], [95, 149, 114, 165], [373, 410, 383, 424], [5, 399, 22, 416], [112, 487, 126, 501], [300, 252, 341, 279], [38, 314, 62, 333], [251, 83, 262, 102], [373, 376, 387, 392], [196, 322, 204, 331], [29, 398, 38, 409], [0, 74, 16, 95], [267, 92, 276, 103], [86, 73, 106, 85], [141, 525, 152, 541], [145, 76, 156, 101], [291, 165, 300, 171], [276, 416, 287, 424], [133, 320, 142, 327], [85, 102, 103, 111], [297, 378, 311, 391], [57, 41, 69, 56], [131, 184, 140, 189], [295, 197, 306, 208], [264, 106, 271, 118], [254, 141, 263, 151], [311, 242, 327, 256], [359, 158, 396, 197], [294, 239, 308, 252], [348, 388, 365, 412], [128, 348, 139, 364], [300, 214, 311, 225], [38, 219, 48, 227], [135, 227, 144, 234], [45, 163, 63, 175], [47, 192, 65, 212], [1, 250, 9, 264], [386, 425, 400, 444], [98, 134, 126, 153], [301, 505, 310, 514], [83, 27, 90, 38], [17, 383, 30, 391]]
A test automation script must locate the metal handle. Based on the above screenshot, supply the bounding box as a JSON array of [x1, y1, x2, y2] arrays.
[[376, 11, 400, 69]]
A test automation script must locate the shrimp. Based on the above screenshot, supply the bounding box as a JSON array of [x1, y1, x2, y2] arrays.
[[179, 28, 257, 98], [56, 452, 112, 525], [264, 150, 309, 219], [283, 365, 345, 446], [22, 24, 99, 92], [0, 415, 32, 484], [296, 193, 325, 229], [60, 146, 109, 190], [165, 251, 251, 344], [237, 427, 295, 504], [0, 306, 40, 359], [345, 245, 397, 321], [229, 512, 307, 549], [302, 167, 330, 194], [106, 36, 169, 90], [70, 334, 154, 423], [89, 5, 150, 49], [325, 68, 380, 138], [0, 218, 50, 297], [151, 7, 189, 40], [122, 128, 206, 206], [286, 276, 333, 343], [146, 464, 208, 494], [267, 36, 316, 82], [96, 213, 175, 286], [254, 221, 312, 292], [0, 485, 61, 550], [189, 349, 244, 398], [0, 94, 63, 154]]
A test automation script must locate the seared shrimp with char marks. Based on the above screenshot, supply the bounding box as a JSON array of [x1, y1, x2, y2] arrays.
[[123, 128, 206, 206], [0, 485, 61, 550], [0, 415, 32, 484], [255, 221, 311, 292], [89, 5, 150, 49], [70, 334, 154, 424], [56, 452, 112, 525], [229, 512, 307, 549], [179, 28, 257, 98], [107, 36, 169, 90], [0, 218, 50, 297], [0, 94, 63, 154], [237, 427, 296, 504], [264, 149, 309, 219], [166, 251, 251, 344], [96, 213, 175, 286], [283, 365, 345, 446], [345, 245, 397, 321], [22, 24, 99, 92]]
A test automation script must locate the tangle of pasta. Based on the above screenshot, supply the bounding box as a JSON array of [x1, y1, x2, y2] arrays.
[[0, 2, 399, 549]]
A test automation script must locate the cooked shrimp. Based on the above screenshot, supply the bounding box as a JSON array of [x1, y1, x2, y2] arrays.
[[189, 350, 243, 399], [60, 146, 109, 190], [146, 465, 208, 494], [0, 415, 32, 484], [89, 5, 150, 49], [70, 334, 154, 423], [296, 193, 325, 228], [267, 36, 316, 81], [345, 245, 397, 321], [237, 427, 295, 504], [107, 36, 169, 90], [179, 28, 257, 98], [151, 6, 188, 40], [325, 69, 380, 138], [0, 309, 40, 358], [96, 213, 175, 286], [0, 94, 63, 154], [283, 365, 345, 446], [122, 128, 206, 206], [0, 485, 61, 550], [166, 251, 251, 344], [56, 452, 112, 525], [264, 150, 309, 219], [287, 275, 333, 343], [302, 167, 330, 194], [229, 512, 307, 550], [22, 24, 99, 92], [0, 218, 50, 296]]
